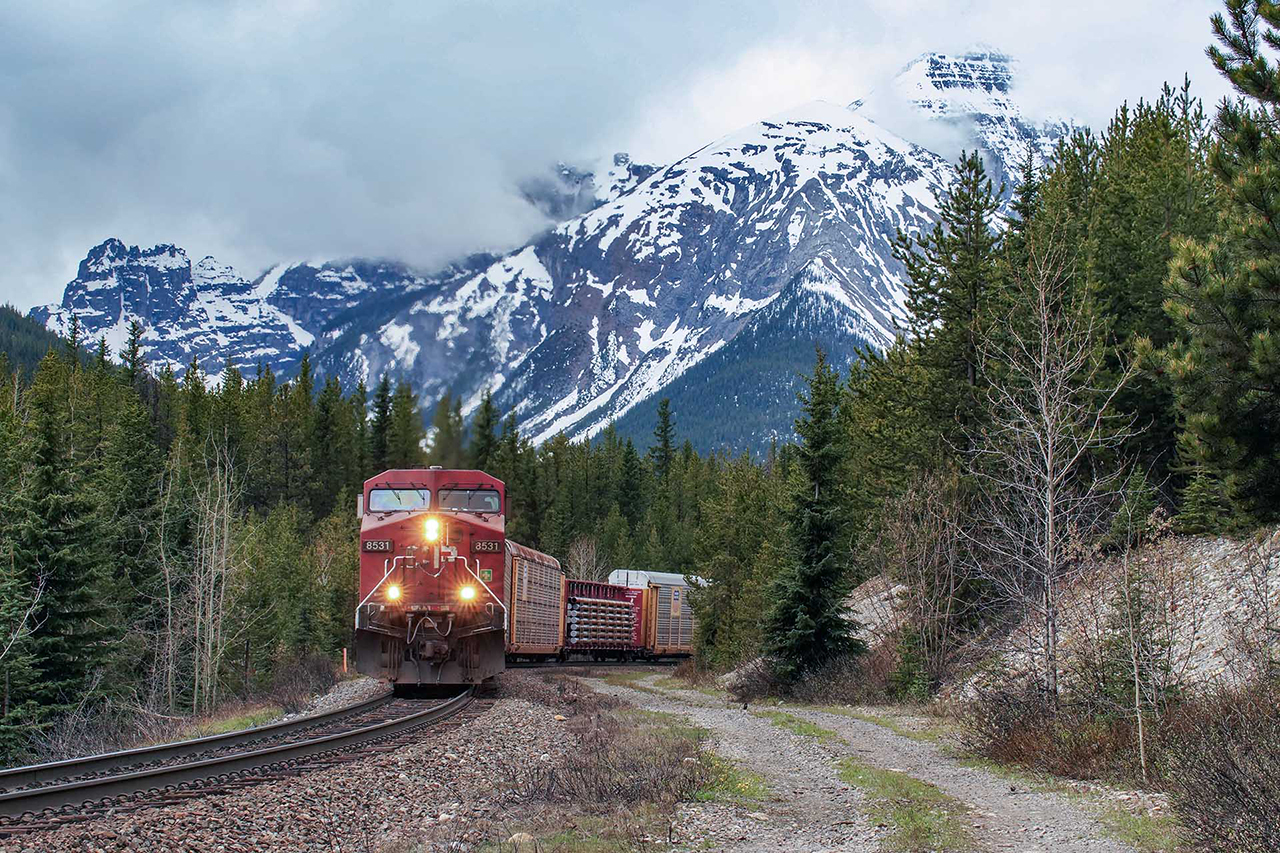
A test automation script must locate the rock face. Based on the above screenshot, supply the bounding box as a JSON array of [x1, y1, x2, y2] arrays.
[[31, 48, 1065, 451]]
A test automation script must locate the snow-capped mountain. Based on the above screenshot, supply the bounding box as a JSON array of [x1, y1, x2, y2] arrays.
[[853, 46, 1068, 189], [314, 100, 957, 446], [30, 238, 488, 381], [31, 48, 1065, 452]]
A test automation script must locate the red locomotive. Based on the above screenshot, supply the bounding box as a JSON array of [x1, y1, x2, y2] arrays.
[[355, 467, 696, 687]]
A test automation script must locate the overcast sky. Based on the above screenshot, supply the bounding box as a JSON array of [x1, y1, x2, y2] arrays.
[[0, 0, 1232, 310]]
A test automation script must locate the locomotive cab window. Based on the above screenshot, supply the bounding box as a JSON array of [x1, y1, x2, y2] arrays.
[[438, 488, 501, 514], [367, 488, 430, 513]]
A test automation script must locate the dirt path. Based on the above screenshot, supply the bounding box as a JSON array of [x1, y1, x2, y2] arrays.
[[588, 675, 1139, 853], [589, 677, 881, 852]]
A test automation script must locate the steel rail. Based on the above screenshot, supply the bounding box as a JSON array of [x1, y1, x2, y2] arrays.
[[0, 691, 394, 794], [0, 689, 472, 821], [506, 659, 680, 669]]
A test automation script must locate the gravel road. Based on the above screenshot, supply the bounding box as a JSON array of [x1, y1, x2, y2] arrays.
[[588, 674, 1140, 853]]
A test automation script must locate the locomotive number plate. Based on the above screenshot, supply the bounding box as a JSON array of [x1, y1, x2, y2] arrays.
[[363, 539, 393, 553], [472, 540, 502, 553]]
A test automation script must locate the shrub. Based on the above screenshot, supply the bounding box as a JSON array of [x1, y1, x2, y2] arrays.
[[1162, 682, 1280, 853]]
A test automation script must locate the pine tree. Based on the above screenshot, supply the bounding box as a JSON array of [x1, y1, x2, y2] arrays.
[[763, 348, 863, 686], [311, 376, 348, 518], [5, 355, 111, 717], [121, 320, 145, 386], [427, 392, 465, 468], [388, 381, 425, 468], [1090, 82, 1215, 482], [1158, 3, 1280, 520], [619, 439, 645, 529]]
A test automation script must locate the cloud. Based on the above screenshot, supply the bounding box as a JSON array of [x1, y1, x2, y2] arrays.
[[0, 1, 1231, 309]]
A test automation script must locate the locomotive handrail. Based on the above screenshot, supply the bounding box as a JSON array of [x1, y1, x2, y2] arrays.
[[458, 551, 507, 620], [354, 553, 415, 628]]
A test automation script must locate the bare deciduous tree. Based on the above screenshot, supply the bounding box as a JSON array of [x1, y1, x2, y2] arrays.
[[565, 536, 610, 582], [0, 573, 44, 665], [870, 469, 973, 691], [966, 221, 1136, 703]]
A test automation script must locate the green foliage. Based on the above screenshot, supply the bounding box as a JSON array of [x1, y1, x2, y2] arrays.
[[1158, 3, 1280, 522], [763, 349, 864, 686], [893, 150, 1004, 446]]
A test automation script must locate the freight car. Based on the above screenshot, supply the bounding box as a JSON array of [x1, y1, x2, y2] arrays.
[[355, 467, 696, 686]]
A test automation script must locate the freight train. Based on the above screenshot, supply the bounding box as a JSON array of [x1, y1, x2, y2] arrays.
[[353, 467, 696, 686]]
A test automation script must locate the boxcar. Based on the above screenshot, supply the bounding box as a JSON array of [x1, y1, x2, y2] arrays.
[[505, 541, 565, 661]]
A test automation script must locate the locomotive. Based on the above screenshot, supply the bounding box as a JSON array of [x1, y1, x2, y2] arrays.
[[355, 467, 695, 686]]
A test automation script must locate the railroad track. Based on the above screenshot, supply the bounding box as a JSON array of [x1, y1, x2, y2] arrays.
[[0, 688, 484, 835], [507, 659, 679, 669]]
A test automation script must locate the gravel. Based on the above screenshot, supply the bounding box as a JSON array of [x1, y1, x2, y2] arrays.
[[0, 688, 571, 853], [588, 676, 881, 852], [274, 675, 389, 724], [590, 674, 1141, 853]]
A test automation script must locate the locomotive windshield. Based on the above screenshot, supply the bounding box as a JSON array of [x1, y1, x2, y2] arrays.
[[438, 488, 501, 513], [367, 488, 430, 512]]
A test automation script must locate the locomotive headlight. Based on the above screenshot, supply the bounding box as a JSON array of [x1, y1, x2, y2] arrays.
[[386, 584, 402, 601], [459, 585, 477, 602], [424, 516, 441, 543]]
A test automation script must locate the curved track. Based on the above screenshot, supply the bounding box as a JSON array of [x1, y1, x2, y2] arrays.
[[0, 689, 479, 834]]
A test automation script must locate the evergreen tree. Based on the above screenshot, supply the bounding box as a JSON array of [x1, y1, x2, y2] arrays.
[[387, 381, 425, 468], [469, 389, 500, 472], [1158, 2, 1280, 521], [121, 320, 145, 386], [427, 392, 465, 468], [763, 349, 863, 686], [367, 374, 393, 473], [311, 376, 349, 518], [893, 150, 1003, 446], [649, 398, 676, 482], [4, 355, 111, 717], [619, 439, 644, 529]]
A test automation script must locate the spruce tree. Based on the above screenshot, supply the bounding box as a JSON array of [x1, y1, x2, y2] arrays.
[[367, 374, 393, 473], [649, 398, 676, 482], [6, 355, 111, 717], [469, 389, 500, 472], [121, 320, 145, 386], [893, 151, 1003, 446], [387, 381, 425, 468], [763, 349, 863, 686]]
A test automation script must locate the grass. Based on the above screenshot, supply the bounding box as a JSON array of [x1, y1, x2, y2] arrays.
[[752, 709, 842, 742], [696, 754, 771, 803], [174, 705, 282, 740], [599, 671, 668, 696], [814, 705, 950, 743], [956, 757, 1184, 852], [1096, 804, 1184, 853], [836, 756, 976, 853], [653, 674, 723, 698]]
